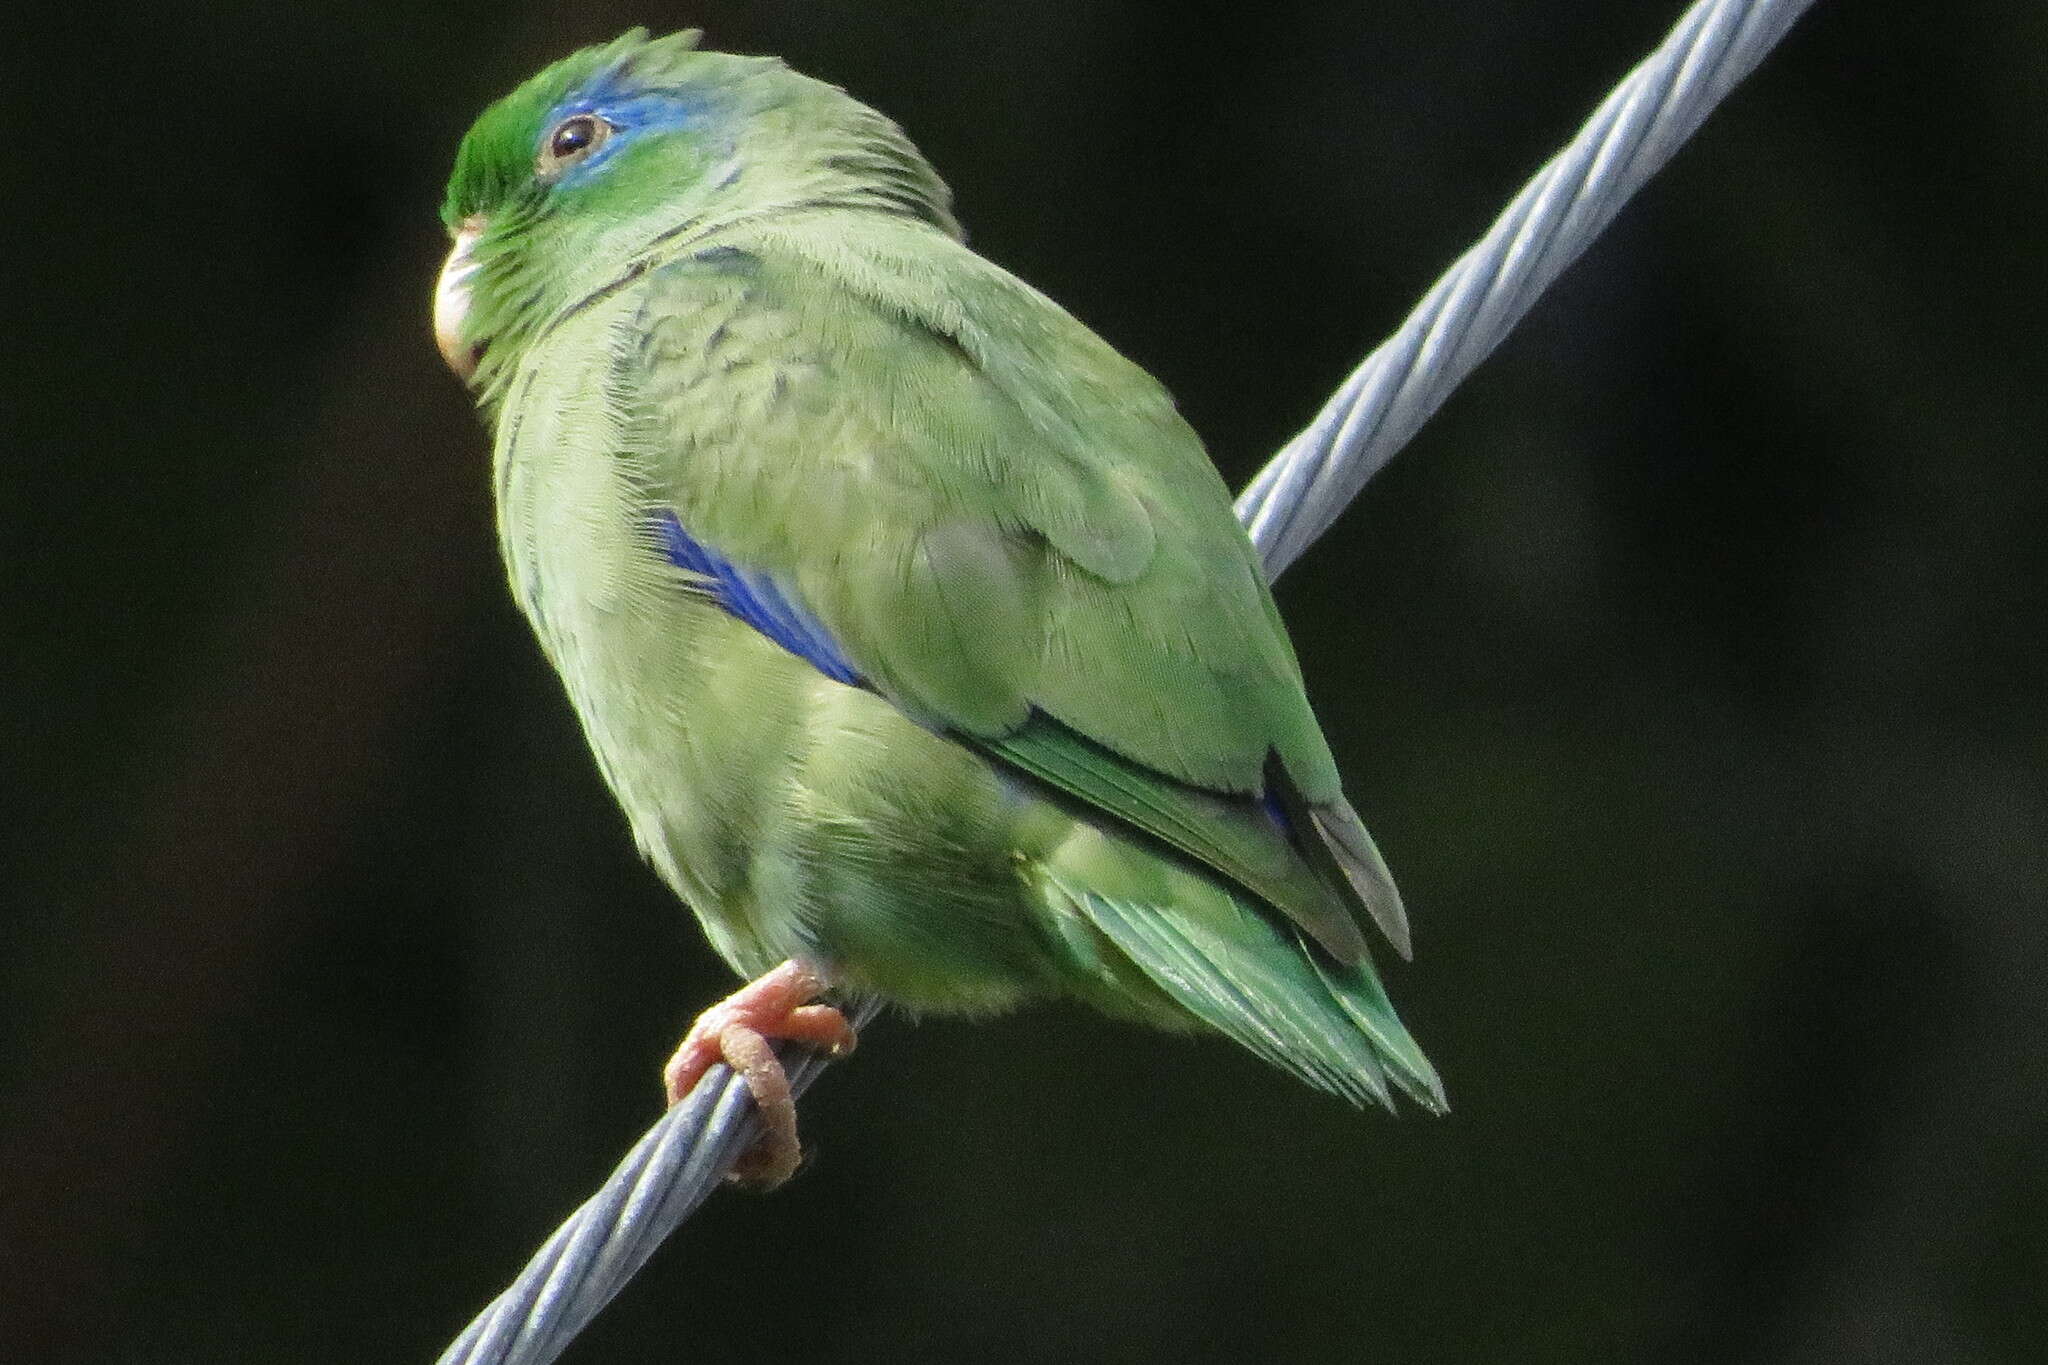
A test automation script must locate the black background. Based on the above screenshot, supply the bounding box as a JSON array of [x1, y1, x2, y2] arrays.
[[5, 2, 2044, 1361]]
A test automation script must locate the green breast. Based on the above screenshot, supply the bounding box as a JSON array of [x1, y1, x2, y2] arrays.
[[489, 272, 1056, 1003], [492, 287, 798, 964]]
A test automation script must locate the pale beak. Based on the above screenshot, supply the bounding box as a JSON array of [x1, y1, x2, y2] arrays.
[[434, 216, 485, 382]]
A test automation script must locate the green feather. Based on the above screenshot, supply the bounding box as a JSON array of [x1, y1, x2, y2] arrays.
[[975, 716, 1368, 966]]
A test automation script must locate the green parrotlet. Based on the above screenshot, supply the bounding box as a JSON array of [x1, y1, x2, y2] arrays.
[[435, 29, 1443, 1182]]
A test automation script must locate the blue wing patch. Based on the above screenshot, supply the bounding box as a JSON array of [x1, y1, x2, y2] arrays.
[[1259, 792, 1295, 839], [649, 509, 863, 686]]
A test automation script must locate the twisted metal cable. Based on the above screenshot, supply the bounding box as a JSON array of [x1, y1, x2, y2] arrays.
[[438, 999, 882, 1365], [435, 1, 1818, 1359], [1236, 0, 1820, 578]]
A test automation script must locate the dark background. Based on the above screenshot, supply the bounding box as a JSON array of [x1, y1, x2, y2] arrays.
[[5, 2, 2043, 1361]]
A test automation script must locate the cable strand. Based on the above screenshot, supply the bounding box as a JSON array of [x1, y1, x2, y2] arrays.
[[1236, 0, 1819, 576]]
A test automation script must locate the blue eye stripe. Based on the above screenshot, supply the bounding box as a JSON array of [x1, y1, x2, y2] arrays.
[[540, 82, 713, 187]]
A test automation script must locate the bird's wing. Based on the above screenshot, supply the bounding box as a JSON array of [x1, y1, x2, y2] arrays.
[[613, 217, 1405, 960]]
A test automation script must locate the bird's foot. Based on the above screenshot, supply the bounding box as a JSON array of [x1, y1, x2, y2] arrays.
[[662, 960, 857, 1188]]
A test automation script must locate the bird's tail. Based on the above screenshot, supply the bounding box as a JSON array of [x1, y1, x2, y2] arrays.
[[1036, 857, 1445, 1114]]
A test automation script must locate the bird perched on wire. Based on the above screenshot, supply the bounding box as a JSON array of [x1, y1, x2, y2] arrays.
[[435, 28, 1443, 1184]]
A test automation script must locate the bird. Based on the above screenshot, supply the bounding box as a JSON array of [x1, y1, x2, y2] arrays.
[[434, 28, 1443, 1184]]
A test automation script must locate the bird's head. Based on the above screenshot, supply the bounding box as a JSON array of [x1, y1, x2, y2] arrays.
[[435, 28, 958, 398]]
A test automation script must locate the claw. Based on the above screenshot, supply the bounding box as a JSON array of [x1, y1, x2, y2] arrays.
[[661, 961, 855, 1188]]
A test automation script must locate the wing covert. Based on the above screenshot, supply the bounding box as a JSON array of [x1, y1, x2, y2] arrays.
[[617, 214, 1395, 957]]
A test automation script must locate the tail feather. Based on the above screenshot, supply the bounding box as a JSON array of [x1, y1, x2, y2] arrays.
[[1307, 942, 1446, 1112], [1042, 866, 1441, 1114]]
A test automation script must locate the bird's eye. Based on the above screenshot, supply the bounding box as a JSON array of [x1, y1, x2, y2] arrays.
[[537, 114, 613, 176]]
